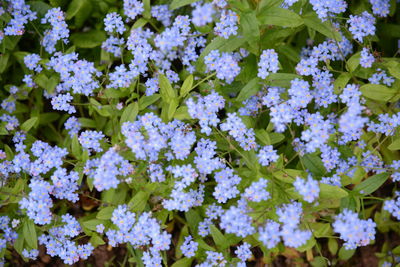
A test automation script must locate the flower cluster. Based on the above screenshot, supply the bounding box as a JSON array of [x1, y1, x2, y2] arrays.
[[64, 116, 81, 137], [86, 148, 132, 191], [243, 179, 270, 202], [47, 52, 101, 96], [220, 201, 255, 237], [294, 176, 320, 203], [258, 49, 280, 79], [332, 209, 376, 249], [384, 194, 400, 220], [187, 91, 225, 135], [106, 205, 171, 266], [213, 167, 241, 203], [360, 47, 375, 68], [235, 242, 252, 265], [368, 69, 395, 86], [39, 214, 93, 265], [41, 8, 69, 53], [348, 12, 376, 42], [214, 10, 238, 39], [0, 216, 18, 250], [0, 0, 399, 265], [79, 130, 105, 153], [259, 202, 311, 248], [257, 145, 279, 166], [204, 50, 241, 84], [3, 0, 37, 36], [180, 236, 198, 257], [19, 179, 53, 225], [220, 113, 257, 151], [309, 0, 347, 20]]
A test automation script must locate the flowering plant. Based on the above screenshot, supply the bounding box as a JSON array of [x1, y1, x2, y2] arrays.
[[0, 0, 400, 266]]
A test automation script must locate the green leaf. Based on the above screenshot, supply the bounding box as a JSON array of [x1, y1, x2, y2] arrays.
[[21, 117, 38, 132], [360, 84, 398, 102], [303, 14, 342, 41], [27, 1, 52, 16], [273, 169, 300, 183], [48, 0, 67, 7], [79, 118, 97, 128], [269, 132, 285, 144], [89, 233, 105, 247], [170, 0, 198, 10], [142, 0, 151, 19], [75, 0, 93, 29], [0, 53, 10, 73], [210, 225, 228, 249], [71, 134, 81, 158], [296, 237, 316, 252], [120, 102, 139, 123], [96, 207, 115, 220], [82, 219, 105, 231], [66, 0, 86, 19], [340, 195, 358, 211], [174, 106, 191, 120], [47, 75, 60, 94], [167, 99, 179, 121], [185, 209, 201, 233], [236, 78, 261, 102], [13, 51, 29, 65], [161, 99, 179, 122], [277, 45, 300, 63], [309, 222, 332, 238], [34, 73, 49, 89], [354, 173, 390, 195], [338, 247, 356, 260], [171, 257, 193, 267], [159, 74, 177, 101], [197, 36, 246, 71], [3, 36, 21, 51], [393, 245, 400, 255], [319, 183, 348, 199], [388, 62, 400, 80], [23, 219, 38, 249], [328, 238, 338, 255], [241, 11, 260, 42], [266, 73, 301, 87], [300, 154, 326, 177], [388, 138, 400, 150], [334, 72, 351, 93], [70, 30, 106, 48], [103, 88, 133, 99], [139, 94, 161, 110], [255, 129, 271, 145], [14, 231, 24, 255], [310, 256, 328, 267], [180, 75, 194, 98], [128, 191, 150, 212], [257, 7, 303, 27], [132, 18, 148, 29], [346, 52, 361, 72], [0, 127, 8, 135]]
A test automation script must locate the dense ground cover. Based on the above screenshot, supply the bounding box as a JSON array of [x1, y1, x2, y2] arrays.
[[1, 0, 400, 266]]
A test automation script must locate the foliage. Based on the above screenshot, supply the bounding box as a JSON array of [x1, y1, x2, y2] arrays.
[[0, 0, 400, 266]]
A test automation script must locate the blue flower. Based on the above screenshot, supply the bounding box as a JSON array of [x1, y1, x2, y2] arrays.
[[348, 12, 376, 43], [258, 49, 280, 79], [104, 12, 125, 34], [333, 209, 376, 249], [294, 175, 320, 203], [181, 236, 198, 257], [214, 10, 238, 39], [41, 8, 69, 53]]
